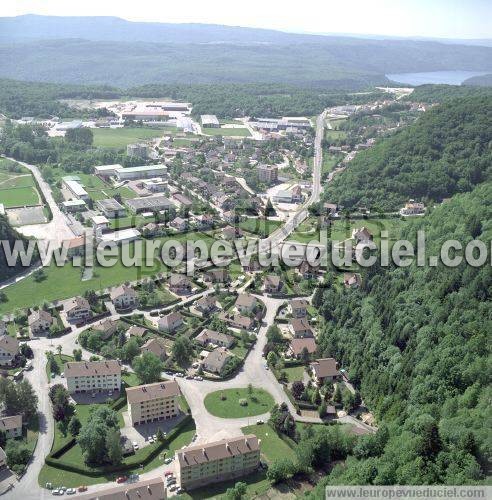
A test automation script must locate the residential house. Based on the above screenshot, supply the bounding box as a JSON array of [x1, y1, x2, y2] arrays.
[[298, 260, 319, 279], [126, 325, 147, 339], [400, 200, 425, 216], [203, 347, 233, 374], [288, 338, 317, 359], [0, 335, 19, 366], [290, 318, 314, 338], [195, 329, 234, 348], [310, 358, 341, 385], [204, 269, 230, 284], [194, 214, 213, 229], [290, 299, 309, 318], [263, 275, 282, 294], [352, 227, 373, 244], [170, 216, 188, 232], [141, 338, 168, 361], [28, 310, 53, 334], [158, 312, 184, 333], [219, 312, 255, 331], [176, 435, 260, 490], [94, 319, 118, 340], [0, 447, 6, 469], [65, 296, 92, 323], [222, 225, 243, 240], [195, 295, 218, 315], [344, 273, 361, 288], [127, 381, 180, 426], [0, 415, 22, 439], [222, 211, 236, 224], [324, 203, 338, 215], [64, 360, 121, 394], [235, 294, 257, 314], [169, 274, 192, 295], [110, 285, 138, 310]]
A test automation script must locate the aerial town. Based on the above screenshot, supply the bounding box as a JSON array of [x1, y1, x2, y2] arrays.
[[0, 6, 490, 500]]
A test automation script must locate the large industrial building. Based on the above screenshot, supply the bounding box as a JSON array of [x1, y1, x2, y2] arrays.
[[93, 164, 167, 181], [201, 115, 220, 128], [62, 177, 89, 201], [125, 195, 174, 214], [176, 435, 261, 490], [122, 102, 191, 121]]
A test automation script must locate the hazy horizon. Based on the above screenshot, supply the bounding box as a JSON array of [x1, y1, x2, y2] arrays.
[[2, 0, 492, 40]]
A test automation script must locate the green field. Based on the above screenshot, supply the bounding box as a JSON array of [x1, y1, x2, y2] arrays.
[[287, 218, 321, 243], [330, 217, 404, 244], [0, 186, 40, 207], [0, 161, 41, 207], [322, 153, 342, 174], [242, 423, 296, 463], [92, 127, 176, 148], [46, 354, 74, 383], [202, 127, 250, 137], [0, 232, 215, 314], [282, 365, 306, 383], [204, 388, 274, 418], [239, 218, 282, 236]]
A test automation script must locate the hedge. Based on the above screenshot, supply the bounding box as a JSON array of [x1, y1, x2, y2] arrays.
[[45, 415, 194, 476]]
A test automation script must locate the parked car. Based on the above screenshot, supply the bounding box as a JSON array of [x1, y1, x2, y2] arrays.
[[169, 485, 177, 492], [128, 474, 139, 481], [152, 434, 157, 440], [116, 476, 127, 484], [194, 376, 203, 381], [66, 488, 76, 495], [148, 436, 155, 443], [164, 471, 173, 476], [52, 490, 63, 496], [45, 482, 53, 490], [175, 373, 184, 378], [185, 375, 193, 380], [164, 458, 173, 465], [256, 419, 264, 425], [177, 488, 184, 494], [77, 486, 87, 492]]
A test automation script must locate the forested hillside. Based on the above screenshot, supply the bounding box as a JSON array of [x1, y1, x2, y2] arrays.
[[323, 96, 492, 210], [0, 215, 36, 282], [1, 16, 491, 87], [407, 84, 492, 103], [309, 182, 491, 490]]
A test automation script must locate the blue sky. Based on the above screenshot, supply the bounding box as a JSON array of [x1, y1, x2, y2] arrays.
[[2, 0, 492, 39]]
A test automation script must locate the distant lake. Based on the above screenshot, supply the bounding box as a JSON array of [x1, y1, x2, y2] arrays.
[[386, 70, 489, 86]]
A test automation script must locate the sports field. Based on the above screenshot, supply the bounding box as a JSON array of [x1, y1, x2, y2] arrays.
[[0, 160, 41, 207], [92, 127, 177, 148]]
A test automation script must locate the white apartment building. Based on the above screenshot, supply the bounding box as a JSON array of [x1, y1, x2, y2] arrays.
[[64, 360, 121, 394], [126, 381, 180, 426], [176, 435, 260, 490]]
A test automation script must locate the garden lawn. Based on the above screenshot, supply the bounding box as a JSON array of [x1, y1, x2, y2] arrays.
[[92, 127, 175, 148], [204, 388, 274, 418], [241, 423, 296, 463], [282, 365, 306, 383], [287, 218, 320, 243], [239, 218, 282, 236], [46, 354, 73, 382]]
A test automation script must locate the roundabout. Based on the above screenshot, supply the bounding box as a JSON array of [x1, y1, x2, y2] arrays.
[[204, 387, 275, 418]]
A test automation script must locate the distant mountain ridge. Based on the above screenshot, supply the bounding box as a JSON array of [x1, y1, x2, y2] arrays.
[[0, 15, 491, 87]]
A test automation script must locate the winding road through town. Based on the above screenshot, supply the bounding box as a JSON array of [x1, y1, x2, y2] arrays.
[[2, 111, 372, 499]]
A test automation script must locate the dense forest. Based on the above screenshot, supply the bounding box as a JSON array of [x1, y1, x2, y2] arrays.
[[0, 79, 387, 120], [309, 182, 491, 490], [464, 74, 492, 87], [323, 96, 492, 210], [407, 84, 492, 103]]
